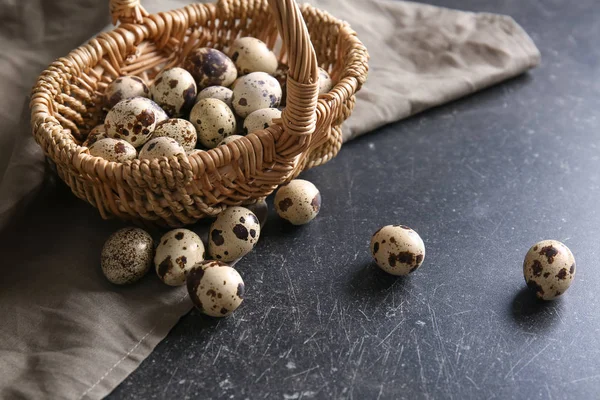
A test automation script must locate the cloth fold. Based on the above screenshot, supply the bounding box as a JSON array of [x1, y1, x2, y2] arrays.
[[0, 0, 540, 398]]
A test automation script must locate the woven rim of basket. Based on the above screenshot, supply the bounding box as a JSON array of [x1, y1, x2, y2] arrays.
[[30, 0, 368, 219]]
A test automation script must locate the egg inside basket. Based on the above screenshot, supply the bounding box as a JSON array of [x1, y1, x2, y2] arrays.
[[30, 0, 368, 227]]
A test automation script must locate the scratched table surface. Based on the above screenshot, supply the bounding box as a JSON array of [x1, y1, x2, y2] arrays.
[[110, 0, 600, 398]]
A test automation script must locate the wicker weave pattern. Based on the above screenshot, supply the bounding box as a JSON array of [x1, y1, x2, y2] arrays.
[[30, 0, 368, 227]]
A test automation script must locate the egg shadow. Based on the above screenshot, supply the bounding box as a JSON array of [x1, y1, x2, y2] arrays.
[[167, 307, 223, 338], [346, 260, 411, 300], [509, 287, 564, 331]]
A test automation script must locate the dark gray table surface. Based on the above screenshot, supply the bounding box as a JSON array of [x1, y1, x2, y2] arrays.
[[110, 0, 600, 398]]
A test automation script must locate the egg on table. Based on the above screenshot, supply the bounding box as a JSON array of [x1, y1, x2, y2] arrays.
[[246, 199, 268, 228], [231, 72, 282, 118], [196, 86, 233, 109], [104, 75, 149, 109], [190, 98, 237, 148], [101, 227, 154, 285], [274, 179, 321, 225], [152, 118, 197, 151], [243, 108, 281, 134], [523, 240, 576, 300], [138, 137, 186, 160], [88, 138, 137, 162], [186, 260, 245, 317], [370, 225, 425, 276], [150, 67, 197, 117], [155, 229, 205, 286], [82, 124, 108, 147], [228, 37, 278, 75], [208, 206, 261, 262], [104, 97, 161, 147], [318, 67, 333, 95], [184, 48, 237, 89]]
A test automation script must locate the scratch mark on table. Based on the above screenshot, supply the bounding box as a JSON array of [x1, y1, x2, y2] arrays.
[[513, 343, 551, 375], [466, 375, 480, 390], [570, 374, 600, 384], [255, 367, 270, 383], [285, 365, 320, 380], [376, 319, 406, 347], [212, 345, 222, 365]]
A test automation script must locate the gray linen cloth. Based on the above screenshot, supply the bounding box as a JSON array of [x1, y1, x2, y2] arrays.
[[0, 0, 540, 398]]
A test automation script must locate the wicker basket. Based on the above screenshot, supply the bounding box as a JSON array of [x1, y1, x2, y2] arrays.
[[30, 0, 368, 227]]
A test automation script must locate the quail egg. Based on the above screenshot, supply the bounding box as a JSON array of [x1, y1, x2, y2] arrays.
[[370, 225, 425, 276], [196, 86, 233, 109], [186, 260, 245, 317], [246, 199, 268, 228], [104, 97, 160, 147], [152, 118, 197, 151], [231, 72, 282, 117], [83, 124, 108, 147], [150, 67, 197, 117], [228, 37, 278, 75], [187, 149, 205, 156], [272, 66, 288, 106], [208, 206, 261, 262], [138, 137, 186, 159], [274, 179, 321, 225], [523, 240, 576, 300], [184, 47, 237, 89], [318, 67, 333, 95], [155, 229, 206, 286], [190, 98, 237, 148], [104, 76, 150, 109], [218, 135, 244, 146], [243, 108, 281, 134], [101, 227, 154, 285], [150, 101, 169, 124], [89, 138, 137, 162]]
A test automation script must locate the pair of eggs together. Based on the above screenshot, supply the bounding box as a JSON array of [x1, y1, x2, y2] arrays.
[[370, 226, 576, 301]]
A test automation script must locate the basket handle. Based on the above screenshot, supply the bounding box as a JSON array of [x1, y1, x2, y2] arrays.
[[109, 0, 319, 138]]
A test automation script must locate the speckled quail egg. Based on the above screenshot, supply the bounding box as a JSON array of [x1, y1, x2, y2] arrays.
[[152, 118, 197, 151], [186, 260, 245, 317], [150, 67, 197, 117], [139, 137, 186, 160], [104, 97, 161, 147], [150, 101, 169, 124], [370, 225, 425, 276], [190, 98, 237, 148], [208, 206, 261, 262], [228, 37, 278, 75], [274, 179, 321, 225], [105, 76, 149, 109], [231, 72, 282, 118], [101, 227, 154, 285], [187, 149, 205, 156], [155, 229, 206, 286], [218, 135, 244, 146], [89, 138, 137, 162], [196, 86, 233, 109], [184, 48, 237, 89], [83, 124, 108, 147], [272, 66, 288, 106], [523, 240, 576, 300], [243, 108, 281, 134], [246, 199, 268, 228], [318, 67, 333, 95]]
